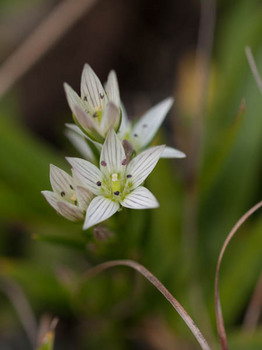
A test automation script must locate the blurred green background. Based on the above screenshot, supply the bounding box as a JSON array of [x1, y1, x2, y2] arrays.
[[0, 0, 262, 349]]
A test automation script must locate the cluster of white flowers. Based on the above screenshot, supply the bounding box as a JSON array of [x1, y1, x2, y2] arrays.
[[42, 64, 185, 230]]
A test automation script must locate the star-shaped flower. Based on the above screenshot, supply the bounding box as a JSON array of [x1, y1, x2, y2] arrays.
[[67, 129, 164, 229], [41, 165, 93, 221], [118, 98, 186, 158], [64, 64, 121, 143]]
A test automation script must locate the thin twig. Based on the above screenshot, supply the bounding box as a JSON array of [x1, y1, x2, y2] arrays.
[[0, 0, 97, 99], [243, 273, 262, 331], [245, 46, 262, 95], [0, 277, 38, 348], [215, 201, 262, 350], [83, 259, 212, 350]]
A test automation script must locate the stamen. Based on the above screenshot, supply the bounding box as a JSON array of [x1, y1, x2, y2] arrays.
[[96, 181, 102, 186], [70, 185, 74, 190], [101, 161, 107, 166], [114, 191, 120, 196], [93, 112, 98, 118], [61, 191, 65, 197], [74, 200, 77, 206], [134, 133, 138, 137], [83, 96, 87, 101], [99, 93, 104, 99], [121, 158, 127, 165], [126, 174, 132, 178]]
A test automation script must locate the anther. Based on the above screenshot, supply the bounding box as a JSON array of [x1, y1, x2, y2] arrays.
[[83, 96, 87, 101], [61, 191, 65, 197], [126, 174, 132, 178], [114, 191, 120, 196], [96, 181, 102, 186], [101, 161, 107, 166], [99, 93, 104, 99], [93, 112, 98, 118], [74, 200, 77, 206], [121, 158, 127, 165], [134, 133, 138, 137], [70, 185, 74, 190]]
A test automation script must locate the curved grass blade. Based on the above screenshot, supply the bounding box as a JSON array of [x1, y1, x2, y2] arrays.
[[0, 277, 38, 348], [83, 259, 211, 350], [215, 200, 262, 350]]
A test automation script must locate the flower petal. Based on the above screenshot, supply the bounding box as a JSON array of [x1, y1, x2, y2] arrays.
[[161, 146, 186, 159], [41, 191, 83, 221], [100, 129, 126, 175], [49, 164, 75, 200], [131, 97, 174, 148], [41, 190, 60, 212], [100, 102, 121, 136], [64, 83, 86, 114], [118, 101, 130, 135], [65, 129, 95, 162], [57, 201, 84, 221], [66, 157, 103, 195], [121, 186, 159, 209], [83, 196, 119, 230], [65, 123, 102, 151], [75, 185, 93, 210], [126, 145, 165, 188], [74, 105, 99, 132], [80, 64, 107, 113], [105, 70, 120, 107]]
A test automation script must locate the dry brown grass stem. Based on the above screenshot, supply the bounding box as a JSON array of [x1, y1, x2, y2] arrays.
[[0, 0, 97, 99], [215, 201, 262, 350], [83, 259, 212, 350]]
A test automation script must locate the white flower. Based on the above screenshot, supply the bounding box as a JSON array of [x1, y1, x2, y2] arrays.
[[67, 129, 164, 229], [41, 165, 93, 221], [118, 98, 186, 158], [64, 64, 121, 142]]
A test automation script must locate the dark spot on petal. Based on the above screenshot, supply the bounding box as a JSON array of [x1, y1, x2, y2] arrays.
[[121, 158, 127, 165], [134, 133, 138, 137], [96, 181, 102, 186], [143, 124, 147, 128], [93, 112, 98, 118], [83, 96, 87, 101], [99, 93, 104, 99], [74, 200, 77, 206], [114, 191, 120, 196], [126, 174, 132, 178], [70, 185, 74, 190], [101, 161, 107, 166], [61, 191, 65, 197]]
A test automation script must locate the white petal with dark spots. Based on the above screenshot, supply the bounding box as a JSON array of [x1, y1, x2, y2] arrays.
[[75, 185, 93, 210], [126, 145, 165, 188], [67, 157, 103, 195], [57, 201, 84, 221], [80, 64, 107, 113], [131, 97, 174, 148], [49, 164, 75, 200], [100, 129, 126, 175]]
